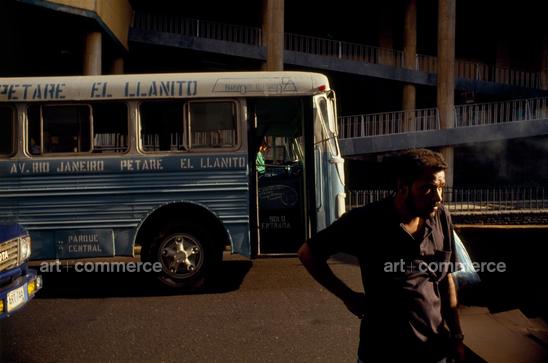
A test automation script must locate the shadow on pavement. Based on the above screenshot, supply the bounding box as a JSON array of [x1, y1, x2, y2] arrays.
[[334, 228, 548, 321], [35, 259, 253, 299], [457, 227, 548, 322], [463, 346, 488, 363], [328, 228, 548, 325]]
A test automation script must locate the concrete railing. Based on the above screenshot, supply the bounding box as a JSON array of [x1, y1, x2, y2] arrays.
[[132, 12, 543, 90], [346, 187, 547, 213], [338, 97, 548, 139]]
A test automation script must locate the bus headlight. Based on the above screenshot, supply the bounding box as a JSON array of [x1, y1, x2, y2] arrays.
[[19, 235, 32, 262]]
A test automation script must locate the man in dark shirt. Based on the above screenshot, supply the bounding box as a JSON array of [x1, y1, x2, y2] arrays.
[[299, 149, 464, 362]]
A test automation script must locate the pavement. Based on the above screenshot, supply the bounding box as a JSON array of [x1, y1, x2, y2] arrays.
[[3, 252, 548, 362], [329, 252, 548, 363], [459, 306, 548, 363]]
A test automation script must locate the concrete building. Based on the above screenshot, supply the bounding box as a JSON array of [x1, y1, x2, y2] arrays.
[[1, 0, 547, 188]]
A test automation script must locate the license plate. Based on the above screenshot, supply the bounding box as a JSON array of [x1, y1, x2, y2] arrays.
[[7, 285, 27, 312]]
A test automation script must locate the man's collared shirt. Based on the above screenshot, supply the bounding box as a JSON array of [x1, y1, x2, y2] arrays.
[[306, 197, 457, 360]]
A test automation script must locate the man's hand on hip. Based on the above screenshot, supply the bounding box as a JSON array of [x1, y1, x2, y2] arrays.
[[342, 291, 366, 319]]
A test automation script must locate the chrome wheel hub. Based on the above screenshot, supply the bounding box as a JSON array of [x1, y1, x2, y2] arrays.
[[159, 233, 203, 278]]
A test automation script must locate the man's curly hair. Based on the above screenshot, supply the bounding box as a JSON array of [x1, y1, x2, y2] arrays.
[[385, 148, 447, 188]]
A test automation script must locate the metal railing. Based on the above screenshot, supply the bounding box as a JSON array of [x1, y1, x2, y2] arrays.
[[133, 12, 262, 45], [417, 55, 541, 89], [285, 33, 404, 67], [346, 187, 547, 213], [445, 187, 546, 212], [338, 108, 439, 138], [416, 54, 438, 74], [338, 97, 548, 139], [346, 189, 393, 210], [132, 12, 544, 90], [455, 97, 548, 127]]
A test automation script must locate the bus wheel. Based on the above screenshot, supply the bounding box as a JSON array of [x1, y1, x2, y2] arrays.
[[150, 223, 216, 289]]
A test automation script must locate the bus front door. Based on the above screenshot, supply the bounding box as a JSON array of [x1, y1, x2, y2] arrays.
[[258, 161, 305, 254], [251, 97, 309, 255]]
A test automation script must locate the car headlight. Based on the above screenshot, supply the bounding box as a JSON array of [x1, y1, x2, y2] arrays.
[[19, 235, 32, 262]]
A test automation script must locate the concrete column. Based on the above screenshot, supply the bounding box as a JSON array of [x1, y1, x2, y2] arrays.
[[83, 31, 102, 75], [110, 57, 124, 75], [262, 0, 284, 71], [437, 0, 456, 188], [403, 0, 417, 131], [378, 3, 394, 66], [403, 0, 417, 72], [440, 147, 454, 192]]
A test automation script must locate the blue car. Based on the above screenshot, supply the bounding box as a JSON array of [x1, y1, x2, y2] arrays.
[[0, 221, 42, 318]]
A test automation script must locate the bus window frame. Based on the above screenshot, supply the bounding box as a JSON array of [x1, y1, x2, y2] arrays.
[[26, 102, 131, 157], [137, 99, 187, 154], [89, 101, 130, 155], [0, 104, 16, 158], [186, 99, 241, 153], [40, 103, 93, 155]]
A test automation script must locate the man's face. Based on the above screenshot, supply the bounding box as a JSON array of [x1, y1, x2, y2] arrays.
[[404, 170, 445, 218]]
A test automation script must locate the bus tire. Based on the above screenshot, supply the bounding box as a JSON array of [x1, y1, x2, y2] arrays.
[[148, 221, 220, 289]]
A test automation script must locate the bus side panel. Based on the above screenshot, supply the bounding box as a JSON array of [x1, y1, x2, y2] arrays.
[[0, 154, 250, 260], [226, 223, 250, 257]]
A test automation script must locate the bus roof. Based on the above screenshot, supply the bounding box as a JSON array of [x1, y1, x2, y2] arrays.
[[0, 71, 331, 102]]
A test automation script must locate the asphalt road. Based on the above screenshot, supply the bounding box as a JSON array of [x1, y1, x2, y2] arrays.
[[2, 227, 547, 363], [0, 254, 364, 363]]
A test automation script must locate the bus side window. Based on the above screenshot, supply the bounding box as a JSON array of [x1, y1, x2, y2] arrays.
[[0, 106, 15, 156], [140, 101, 186, 152], [92, 102, 129, 153], [37, 105, 91, 154], [27, 105, 41, 155], [188, 101, 237, 149]]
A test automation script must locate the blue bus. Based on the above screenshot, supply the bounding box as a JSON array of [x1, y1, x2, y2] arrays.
[[0, 71, 345, 287]]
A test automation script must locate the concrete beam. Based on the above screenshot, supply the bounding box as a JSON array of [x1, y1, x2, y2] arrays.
[[128, 28, 548, 98], [339, 118, 548, 156], [129, 28, 266, 60]]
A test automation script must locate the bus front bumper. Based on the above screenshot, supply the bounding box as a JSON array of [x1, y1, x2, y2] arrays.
[[0, 270, 42, 319]]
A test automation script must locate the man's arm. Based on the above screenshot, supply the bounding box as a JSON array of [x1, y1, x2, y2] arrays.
[[440, 273, 465, 361], [298, 243, 365, 318]]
